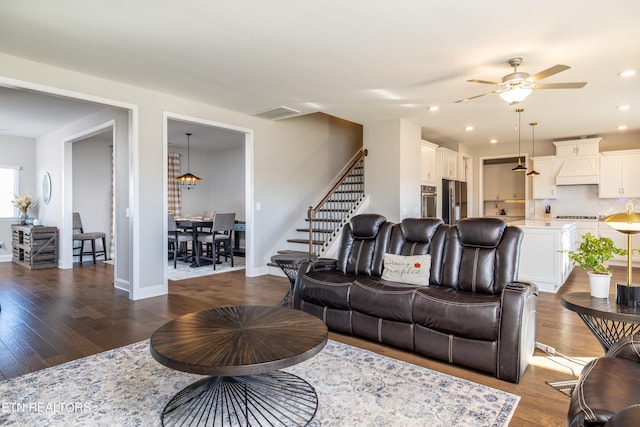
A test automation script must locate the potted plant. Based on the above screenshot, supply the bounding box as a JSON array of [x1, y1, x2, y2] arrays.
[[562, 232, 626, 298]]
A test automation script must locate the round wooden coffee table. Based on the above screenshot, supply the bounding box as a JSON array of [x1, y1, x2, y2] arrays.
[[150, 305, 328, 426]]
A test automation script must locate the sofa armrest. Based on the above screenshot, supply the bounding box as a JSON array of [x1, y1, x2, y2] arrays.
[[606, 335, 640, 363], [497, 281, 538, 383], [292, 258, 338, 309]]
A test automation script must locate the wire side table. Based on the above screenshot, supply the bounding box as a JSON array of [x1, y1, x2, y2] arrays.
[[561, 292, 640, 352], [270, 251, 318, 307]]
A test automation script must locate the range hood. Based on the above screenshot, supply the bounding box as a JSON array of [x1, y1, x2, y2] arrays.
[[555, 157, 599, 185]]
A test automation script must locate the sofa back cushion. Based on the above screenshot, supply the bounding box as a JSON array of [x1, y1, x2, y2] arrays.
[[389, 218, 447, 286], [389, 218, 443, 255], [441, 218, 523, 295], [336, 214, 393, 276]]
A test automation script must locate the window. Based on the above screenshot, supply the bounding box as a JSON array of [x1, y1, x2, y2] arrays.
[[0, 166, 19, 218]]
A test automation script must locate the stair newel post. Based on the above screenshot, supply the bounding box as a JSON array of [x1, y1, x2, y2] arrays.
[[307, 206, 314, 255]]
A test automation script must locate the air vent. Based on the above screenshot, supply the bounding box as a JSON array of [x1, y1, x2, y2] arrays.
[[253, 106, 301, 120]]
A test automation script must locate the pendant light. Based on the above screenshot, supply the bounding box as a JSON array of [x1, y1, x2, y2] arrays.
[[526, 122, 540, 176], [512, 108, 527, 172], [175, 132, 202, 189]]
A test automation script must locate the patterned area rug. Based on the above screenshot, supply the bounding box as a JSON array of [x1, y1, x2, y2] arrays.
[[167, 256, 245, 281], [0, 339, 519, 426]]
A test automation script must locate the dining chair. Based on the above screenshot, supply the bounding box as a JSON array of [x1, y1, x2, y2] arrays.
[[197, 212, 235, 270], [168, 213, 195, 268], [72, 212, 108, 265]]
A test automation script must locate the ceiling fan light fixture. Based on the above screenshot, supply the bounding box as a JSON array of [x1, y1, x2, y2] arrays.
[[499, 87, 532, 104]]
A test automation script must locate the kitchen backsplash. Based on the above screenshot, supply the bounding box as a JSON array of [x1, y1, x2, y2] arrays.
[[531, 184, 639, 218]]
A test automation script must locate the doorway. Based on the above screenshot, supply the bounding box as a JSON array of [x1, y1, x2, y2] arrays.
[[164, 112, 254, 282]]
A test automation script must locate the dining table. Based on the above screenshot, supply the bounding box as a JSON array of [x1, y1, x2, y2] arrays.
[[174, 217, 213, 267]]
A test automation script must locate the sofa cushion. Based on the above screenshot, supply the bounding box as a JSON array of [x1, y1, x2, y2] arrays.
[[336, 214, 393, 277], [350, 277, 418, 323], [412, 286, 501, 341], [381, 253, 431, 286], [568, 357, 640, 427], [298, 270, 354, 309]]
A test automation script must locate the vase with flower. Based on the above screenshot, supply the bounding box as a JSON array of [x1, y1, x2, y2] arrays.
[[12, 193, 36, 225]]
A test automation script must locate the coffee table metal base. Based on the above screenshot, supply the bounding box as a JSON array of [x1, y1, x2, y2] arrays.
[[162, 370, 318, 426]]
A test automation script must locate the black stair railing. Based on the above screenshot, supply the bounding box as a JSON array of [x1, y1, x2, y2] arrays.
[[306, 148, 367, 255]]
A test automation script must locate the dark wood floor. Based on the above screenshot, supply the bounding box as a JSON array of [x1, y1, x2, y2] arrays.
[[0, 261, 632, 426]]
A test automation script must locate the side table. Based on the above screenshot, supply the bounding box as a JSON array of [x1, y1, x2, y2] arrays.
[[561, 292, 640, 352], [270, 250, 318, 307]]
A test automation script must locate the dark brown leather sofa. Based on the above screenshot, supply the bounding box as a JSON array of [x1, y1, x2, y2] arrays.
[[568, 335, 640, 427], [293, 214, 538, 383]]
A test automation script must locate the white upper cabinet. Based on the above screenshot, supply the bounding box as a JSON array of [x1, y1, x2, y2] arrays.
[[458, 154, 471, 182], [438, 147, 458, 180], [599, 150, 640, 198], [531, 156, 559, 199], [554, 139, 600, 158], [420, 140, 438, 184]]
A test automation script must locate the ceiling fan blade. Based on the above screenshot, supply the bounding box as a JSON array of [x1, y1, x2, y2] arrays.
[[534, 82, 587, 89], [467, 79, 500, 85], [529, 64, 571, 81], [454, 91, 498, 103]]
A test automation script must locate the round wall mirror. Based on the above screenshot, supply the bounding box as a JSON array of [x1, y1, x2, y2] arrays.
[[42, 172, 52, 205]]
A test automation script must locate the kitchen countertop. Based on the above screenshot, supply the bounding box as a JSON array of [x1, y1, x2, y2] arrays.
[[509, 219, 577, 229]]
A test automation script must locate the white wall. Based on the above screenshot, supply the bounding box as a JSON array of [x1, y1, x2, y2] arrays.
[[1, 53, 361, 298], [72, 133, 112, 262], [172, 144, 246, 221], [364, 118, 421, 223], [0, 135, 36, 260]]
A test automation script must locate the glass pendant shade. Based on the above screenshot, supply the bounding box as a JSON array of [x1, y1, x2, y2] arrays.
[[499, 87, 532, 104]]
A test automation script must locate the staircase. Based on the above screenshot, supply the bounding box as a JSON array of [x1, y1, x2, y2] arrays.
[[286, 148, 368, 256]]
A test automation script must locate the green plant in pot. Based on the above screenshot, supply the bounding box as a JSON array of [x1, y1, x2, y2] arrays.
[[562, 233, 626, 298]]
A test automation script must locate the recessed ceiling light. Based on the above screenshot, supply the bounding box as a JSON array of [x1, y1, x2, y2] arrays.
[[428, 106, 440, 112], [619, 70, 637, 77], [618, 105, 631, 111], [490, 138, 498, 144], [617, 125, 628, 130], [465, 125, 474, 131]]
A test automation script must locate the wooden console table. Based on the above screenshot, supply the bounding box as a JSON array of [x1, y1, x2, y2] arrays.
[[11, 225, 58, 270]]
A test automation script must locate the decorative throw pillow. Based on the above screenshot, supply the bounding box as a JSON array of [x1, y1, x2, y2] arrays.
[[382, 253, 431, 286]]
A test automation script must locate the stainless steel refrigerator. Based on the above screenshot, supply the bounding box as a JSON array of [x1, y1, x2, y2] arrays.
[[442, 179, 467, 224]]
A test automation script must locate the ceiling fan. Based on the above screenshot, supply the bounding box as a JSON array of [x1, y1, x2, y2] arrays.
[[454, 57, 587, 104]]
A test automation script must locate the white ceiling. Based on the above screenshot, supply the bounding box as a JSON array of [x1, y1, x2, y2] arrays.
[[0, 1, 639, 150]]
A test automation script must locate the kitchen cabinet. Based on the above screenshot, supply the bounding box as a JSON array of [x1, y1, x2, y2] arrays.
[[598, 227, 640, 266], [531, 156, 558, 199], [554, 138, 600, 158], [438, 147, 458, 180], [458, 154, 471, 182], [420, 140, 437, 184], [483, 163, 525, 201], [512, 220, 577, 293], [599, 150, 640, 198]]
